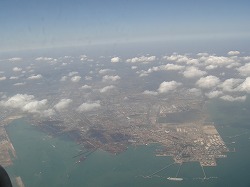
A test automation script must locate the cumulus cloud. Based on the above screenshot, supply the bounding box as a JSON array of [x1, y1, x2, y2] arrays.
[[80, 55, 88, 61], [220, 95, 246, 102], [163, 54, 199, 65], [163, 54, 189, 63], [131, 66, 138, 70], [143, 90, 158, 96], [226, 62, 241, 69], [228, 51, 240, 56], [200, 55, 234, 67], [71, 76, 81, 82], [188, 88, 202, 96], [100, 85, 115, 93], [205, 90, 223, 99], [13, 67, 22, 72], [85, 76, 92, 81], [161, 64, 185, 71], [158, 81, 182, 93], [237, 63, 250, 76], [99, 69, 113, 75], [111, 57, 121, 63], [0, 94, 49, 114], [183, 66, 207, 78], [14, 82, 26, 86], [219, 78, 243, 92], [41, 109, 55, 117], [205, 65, 218, 70], [126, 55, 156, 63], [35, 57, 53, 61], [81, 85, 92, 89], [197, 53, 209, 56], [0, 76, 7, 81], [102, 75, 120, 82], [77, 101, 101, 112], [22, 99, 48, 113], [54, 99, 72, 111], [8, 57, 22, 62], [68, 71, 78, 76], [27, 74, 43, 80], [10, 76, 19, 80], [237, 77, 250, 93], [60, 76, 67, 82], [196, 76, 220, 89]]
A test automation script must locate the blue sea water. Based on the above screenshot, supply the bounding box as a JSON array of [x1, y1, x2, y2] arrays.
[[5, 99, 250, 187]]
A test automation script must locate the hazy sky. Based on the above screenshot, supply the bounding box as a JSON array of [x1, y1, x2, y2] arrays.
[[1, 0, 250, 51]]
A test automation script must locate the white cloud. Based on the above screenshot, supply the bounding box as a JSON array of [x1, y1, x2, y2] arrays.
[[71, 76, 81, 82], [85, 76, 92, 81], [196, 76, 220, 89], [188, 88, 202, 96], [139, 72, 149, 77], [102, 75, 120, 82], [0, 76, 7, 81], [228, 51, 240, 56], [22, 99, 48, 113], [205, 90, 223, 99], [80, 55, 87, 61], [14, 82, 26, 86], [197, 53, 209, 56], [27, 74, 43, 80], [68, 71, 78, 76], [41, 109, 55, 117], [0, 94, 34, 109], [77, 101, 101, 112], [54, 99, 72, 111], [8, 57, 22, 62], [126, 55, 156, 63], [35, 57, 53, 61], [226, 62, 241, 69], [163, 54, 189, 63], [81, 85, 92, 89], [111, 57, 121, 63], [237, 77, 250, 93], [99, 69, 113, 75], [10, 76, 19, 80], [219, 78, 243, 92], [13, 67, 22, 72], [158, 81, 182, 93], [131, 66, 138, 70], [205, 65, 218, 70], [200, 55, 234, 67], [0, 94, 49, 114], [237, 63, 250, 76], [60, 76, 67, 81], [100, 85, 115, 93], [162, 64, 185, 71], [183, 66, 207, 78], [143, 90, 158, 96], [220, 95, 246, 102], [163, 54, 199, 65]]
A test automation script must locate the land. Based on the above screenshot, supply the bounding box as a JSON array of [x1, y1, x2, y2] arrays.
[[0, 86, 229, 168]]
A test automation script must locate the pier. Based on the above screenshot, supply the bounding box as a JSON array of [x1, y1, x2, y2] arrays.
[[146, 162, 176, 178], [201, 165, 207, 179], [176, 163, 182, 178]]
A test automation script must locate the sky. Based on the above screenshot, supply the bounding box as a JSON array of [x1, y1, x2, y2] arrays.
[[0, 0, 250, 51]]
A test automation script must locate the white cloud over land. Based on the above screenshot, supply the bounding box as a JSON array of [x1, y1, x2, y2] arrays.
[[54, 99, 72, 111], [0, 94, 52, 115], [111, 57, 121, 63], [158, 81, 182, 93], [77, 101, 101, 112], [196, 76, 220, 89]]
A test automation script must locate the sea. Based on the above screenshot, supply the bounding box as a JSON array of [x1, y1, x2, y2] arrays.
[[5, 99, 250, 187]]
